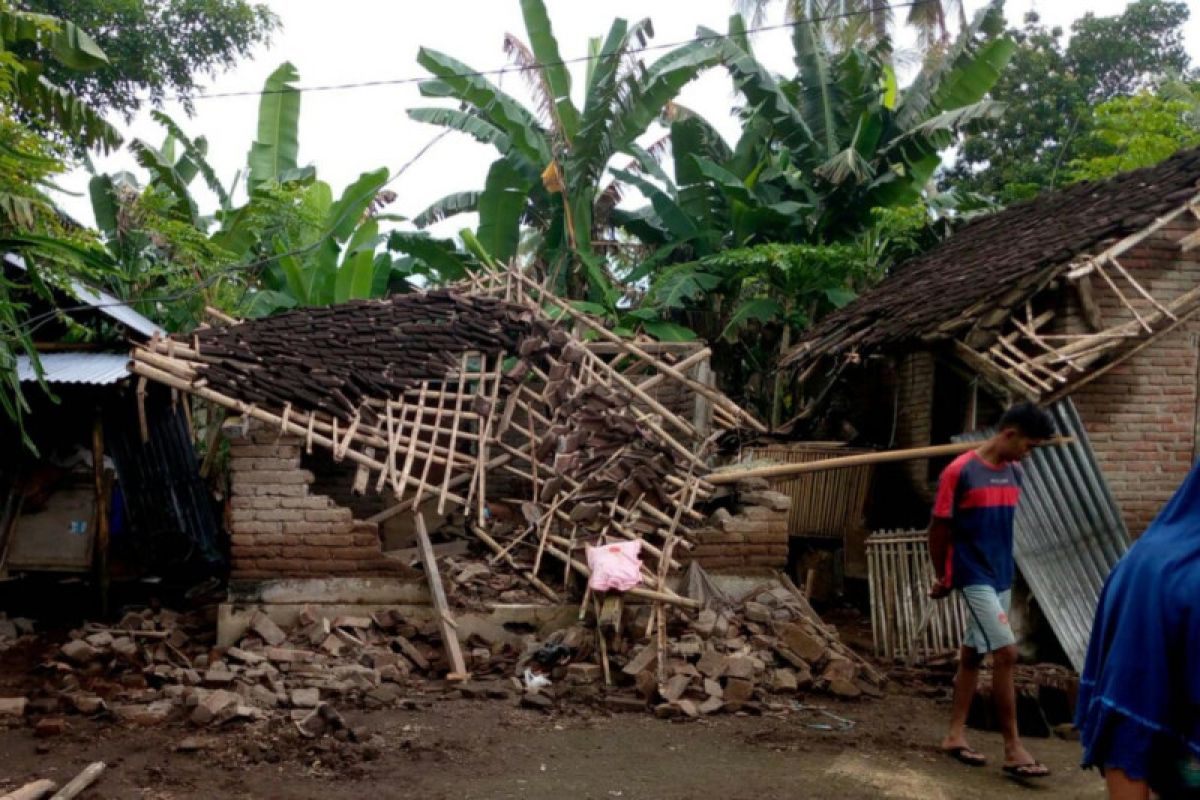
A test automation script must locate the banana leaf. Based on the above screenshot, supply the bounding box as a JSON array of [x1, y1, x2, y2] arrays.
[[248, 62, 302, 191], [519, 0, 580, 141], [417, 48, 552, 166], [476, 158, 532, 262]]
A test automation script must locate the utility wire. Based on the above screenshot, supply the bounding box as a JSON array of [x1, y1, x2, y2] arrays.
[[147, 0, 927, 102], [14, 0, 934, 335]]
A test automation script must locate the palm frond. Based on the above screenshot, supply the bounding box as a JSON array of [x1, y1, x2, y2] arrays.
[[907, 0, 949, 51], [735, 0, 771, 28], [815, 146, 873, 185], [502, 33, 556, 127]]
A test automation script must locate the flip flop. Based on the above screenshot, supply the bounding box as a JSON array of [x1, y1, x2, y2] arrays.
[[1003, 762, 1051, 779], [943, 746, 988, 767]]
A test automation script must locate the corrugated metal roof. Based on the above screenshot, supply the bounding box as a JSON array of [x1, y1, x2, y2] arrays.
[[17, 352, 131, 385], [4, 253, 163, 339], [957, 399, 1129, 671]]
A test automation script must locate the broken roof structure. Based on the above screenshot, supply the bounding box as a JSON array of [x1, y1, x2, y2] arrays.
[[785, 146, 1200, 402], [131, 263, 764, 609]]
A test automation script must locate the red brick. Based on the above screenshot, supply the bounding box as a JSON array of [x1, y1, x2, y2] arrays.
[[305, 509, 352, 523]]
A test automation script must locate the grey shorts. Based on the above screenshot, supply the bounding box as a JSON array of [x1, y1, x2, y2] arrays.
[[961, 585, 1015, 653]]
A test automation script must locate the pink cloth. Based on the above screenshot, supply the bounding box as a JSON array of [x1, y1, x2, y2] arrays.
[[585, 540, 643, 592]]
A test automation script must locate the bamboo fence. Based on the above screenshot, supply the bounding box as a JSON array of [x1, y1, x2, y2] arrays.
[[866, 529, 967, 663], [743, 442, 874, 539]]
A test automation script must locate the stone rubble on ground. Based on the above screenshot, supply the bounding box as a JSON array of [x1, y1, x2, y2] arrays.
[[0, 578, 885, 738]]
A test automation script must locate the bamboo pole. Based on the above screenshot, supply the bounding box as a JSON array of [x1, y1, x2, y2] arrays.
[[708, 437, 1073, 485], [439, 353, 471, 515]]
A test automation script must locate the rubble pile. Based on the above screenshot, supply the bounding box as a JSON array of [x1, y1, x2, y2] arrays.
[[527, 582, 887, 718], [443, 555, 543, 610], [0, 613, 34, 654], [0, 577, 885, 735], [3, 607, 508, 735]]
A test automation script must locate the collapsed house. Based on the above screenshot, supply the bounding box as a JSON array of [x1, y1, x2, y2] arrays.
[[123, 263, 884, 715], [783, 146, 1200, 668]]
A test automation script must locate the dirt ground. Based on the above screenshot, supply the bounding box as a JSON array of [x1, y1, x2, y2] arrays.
[[0, 688, 1104, 799]]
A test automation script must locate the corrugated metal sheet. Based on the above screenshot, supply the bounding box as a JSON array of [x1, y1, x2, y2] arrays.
[[17, 353, 131, 385], [105, 388, 223, 569], [957, 399, 1128, 671], [4, 253, 163, 339]]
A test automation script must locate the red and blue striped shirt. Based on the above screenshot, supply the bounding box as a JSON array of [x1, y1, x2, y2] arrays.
[[933, 450, 1023, 590]]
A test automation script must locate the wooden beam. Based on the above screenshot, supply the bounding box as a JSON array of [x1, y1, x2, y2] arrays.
[[952, 341, 1037, 401], [414, 513, 467, 678]]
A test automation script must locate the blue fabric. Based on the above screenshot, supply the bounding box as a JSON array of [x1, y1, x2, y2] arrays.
[[934, 452, 1022, 590], [1078, 459, 1200, 792]]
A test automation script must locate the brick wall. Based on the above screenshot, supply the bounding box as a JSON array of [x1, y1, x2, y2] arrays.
[[227, 419, 409, 580], [688, 488, 791, 572], [1067, 218, 1200, 536], [893, 350, 935, 501]]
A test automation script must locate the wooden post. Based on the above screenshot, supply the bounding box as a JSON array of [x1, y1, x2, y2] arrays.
[[414, 513, 467, 679]]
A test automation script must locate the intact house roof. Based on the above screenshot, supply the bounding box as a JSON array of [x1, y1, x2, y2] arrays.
[[4, 253, 162, 340], [5, 252, 164, 387], [784, 146, 1200, 401]]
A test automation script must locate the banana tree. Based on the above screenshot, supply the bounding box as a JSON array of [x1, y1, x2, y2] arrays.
[[622, 2, 1013, 420], [407, 0, 721, 299], [1, 4, 121, 448]]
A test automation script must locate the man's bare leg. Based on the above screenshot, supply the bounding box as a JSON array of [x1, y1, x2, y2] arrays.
[[942, 645, 983, 755], [993, 644, 1043, 771]]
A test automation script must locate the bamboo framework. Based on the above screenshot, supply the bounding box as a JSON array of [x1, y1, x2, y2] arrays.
[[955, 201, 1200, 401], [129, 263, 752, 608]]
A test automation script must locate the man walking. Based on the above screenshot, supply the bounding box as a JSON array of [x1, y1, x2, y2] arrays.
[[928, 402, 1056, 779]]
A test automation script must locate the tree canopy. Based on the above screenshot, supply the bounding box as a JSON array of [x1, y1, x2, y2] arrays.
[[946, 0, 1193, 203], [15, 0, 278, 119]]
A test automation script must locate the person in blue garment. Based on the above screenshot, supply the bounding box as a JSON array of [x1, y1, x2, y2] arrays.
[[1077, 460, 1200, 799], [928, 402, 1057, 779]]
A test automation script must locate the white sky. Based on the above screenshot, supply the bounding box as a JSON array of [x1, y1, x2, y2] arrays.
[[57, 0, 1200, 238]]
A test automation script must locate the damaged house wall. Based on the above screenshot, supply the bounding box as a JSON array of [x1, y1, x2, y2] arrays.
[[227, 419, 409, 581], [1068, 216, 1200, 534]]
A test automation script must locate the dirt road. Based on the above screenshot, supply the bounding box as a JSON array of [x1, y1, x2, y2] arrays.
[[0, 691, 1103, 799]]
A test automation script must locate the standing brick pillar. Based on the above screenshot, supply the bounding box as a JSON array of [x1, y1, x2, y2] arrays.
[[226, 419, 408, 580]]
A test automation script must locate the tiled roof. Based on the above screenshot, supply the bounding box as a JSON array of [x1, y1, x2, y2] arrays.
[[785, 146, 1200, 366], [185, 290, 552, 421]]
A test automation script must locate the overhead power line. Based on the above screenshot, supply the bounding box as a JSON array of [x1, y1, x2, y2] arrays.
[[14, 0, 936, 334], [150, 0, 927, 103]]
